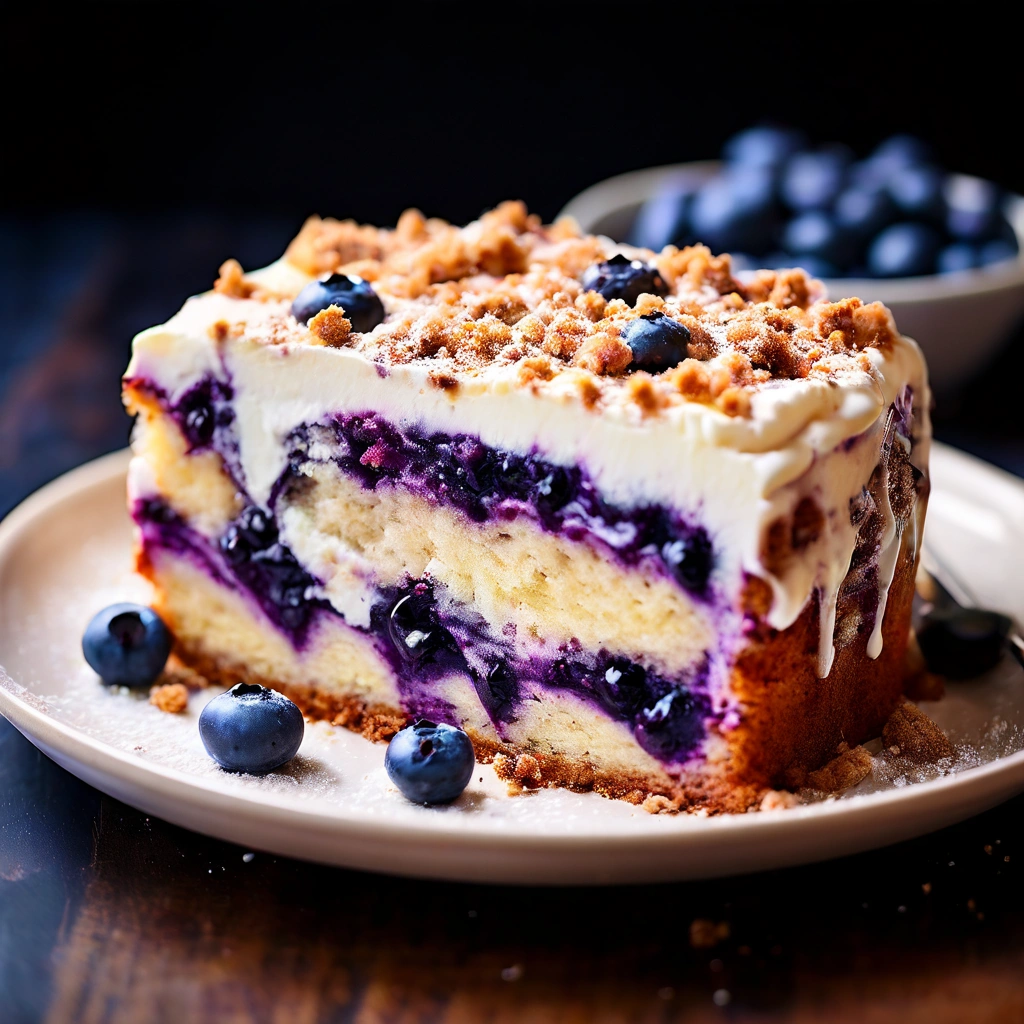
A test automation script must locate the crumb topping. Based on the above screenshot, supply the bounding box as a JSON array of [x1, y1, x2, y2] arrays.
[[149, 681, 189, 714], [218, 202, 905, 419]]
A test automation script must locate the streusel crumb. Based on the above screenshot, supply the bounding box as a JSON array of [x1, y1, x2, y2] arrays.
[[308, 306, 352, 347], [882, 702, 954, 763], [806, 744, 873, 793], [149, 682, 189, 714], [208, 202, 906, 419]]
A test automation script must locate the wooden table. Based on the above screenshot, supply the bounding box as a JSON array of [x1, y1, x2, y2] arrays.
[[2, 215, 1023, 1024]]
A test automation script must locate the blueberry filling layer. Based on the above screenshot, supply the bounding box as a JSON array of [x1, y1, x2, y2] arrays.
[[285, 413, 715, 596], [135, 500, 711, 764], [134, 375, 715, 597], [176, 377, 235, 452]]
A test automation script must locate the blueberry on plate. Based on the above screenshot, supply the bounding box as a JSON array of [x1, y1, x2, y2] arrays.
[[82, 603, 173, 687], [937, 243, 979, 274], [867, 222, 941, 278], [722, 125, 807, 168], [622, 312, 690, 372], [199, 682, 304, 773], [290, 273, 386, 333], [779, 146, 851, 212], [581, 254, 668, 305], [385, 719, 475, 804], [916, 608, 1012, 680], [781, 211, 853, 270], [627, 185, 691, 252]]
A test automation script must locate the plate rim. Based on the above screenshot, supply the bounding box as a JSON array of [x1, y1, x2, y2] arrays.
[[1, 445, 1023, 868]]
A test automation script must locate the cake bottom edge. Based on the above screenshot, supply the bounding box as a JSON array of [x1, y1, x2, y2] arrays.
[[171, 640, 765, 816]]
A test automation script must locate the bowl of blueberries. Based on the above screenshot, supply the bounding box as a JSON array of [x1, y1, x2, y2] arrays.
[[560, 127, 1024, 395]]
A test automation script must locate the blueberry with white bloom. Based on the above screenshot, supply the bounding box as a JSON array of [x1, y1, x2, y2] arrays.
[[199, 683, 304, 773], [385, 719, 475, 804]]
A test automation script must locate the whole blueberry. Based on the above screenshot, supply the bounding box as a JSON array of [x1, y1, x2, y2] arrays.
[[477, 659, 519, 722], [937, 243, 979, 274], [179, 388, 216, 448], [887, 165, 946, 221], [916, 608, 1011, 680], [389, 590, 437, 662], [628, 186, 691, 252], [581, 254, 668, 305], [848, 138, 931, 193], [689, 165, 777, 253], [979, 239, 1019, 267], [945, 176, 1003, 241], [867, 223, 941, 277], [221, 505, 277, 563], [779, 146, 851, 212], [781, 211, 853, 269], [83, 603, 173, 687], [722, 125, 807, 168], [661, 530, 713, 594], [870, 134, 934, 170], [634, 687, 704, 762], [290, 274, 385, 333], [834, 186, 896, 239], [385, 719, 475, 804], [199, 682, 304, 773], [622, 313, 690, 372]]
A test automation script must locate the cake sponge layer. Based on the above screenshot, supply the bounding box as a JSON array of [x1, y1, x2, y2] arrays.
[[141, 547, 722, 798], [130, 404, 727, 678], [284, 462, 723, 677]]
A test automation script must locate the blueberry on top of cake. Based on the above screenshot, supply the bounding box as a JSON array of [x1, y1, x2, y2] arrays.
[[122, 201, 930, 812]]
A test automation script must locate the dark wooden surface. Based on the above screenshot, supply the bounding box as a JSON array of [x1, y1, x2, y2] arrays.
[[2, 216, 1024, 1024]]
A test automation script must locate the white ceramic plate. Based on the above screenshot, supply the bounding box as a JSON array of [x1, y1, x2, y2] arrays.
[[1, 447, 1022, 885]]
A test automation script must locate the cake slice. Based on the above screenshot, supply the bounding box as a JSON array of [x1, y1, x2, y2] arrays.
[[122, 202, 930, 812]]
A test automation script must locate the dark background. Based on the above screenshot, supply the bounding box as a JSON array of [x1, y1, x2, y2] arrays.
[[3, 3, 1023, 511], [2, 7, 1024, 1022], [6, 7, 1024, 225]]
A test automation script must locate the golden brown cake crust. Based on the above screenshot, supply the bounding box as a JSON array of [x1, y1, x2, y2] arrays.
[[167, 632, 760, 816], [727, 551, 918, 790]]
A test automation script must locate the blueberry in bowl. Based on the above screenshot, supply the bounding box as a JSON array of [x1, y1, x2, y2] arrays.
[[721, 125, 806, 168], [199, 682, 305, 773], [385, 719, 475, 804], [688, 165, 778, 254], [83, 603, 173, 687], [779, 145, 852, 212], [867, 223, 943, 278], [559, 128, 1024, 396]]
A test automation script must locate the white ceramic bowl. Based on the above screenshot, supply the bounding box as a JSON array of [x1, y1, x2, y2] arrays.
[[559, 161, 1024, 396]]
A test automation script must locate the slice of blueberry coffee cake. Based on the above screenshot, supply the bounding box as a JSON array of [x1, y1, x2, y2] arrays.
[[122, 201, 930, 812]]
